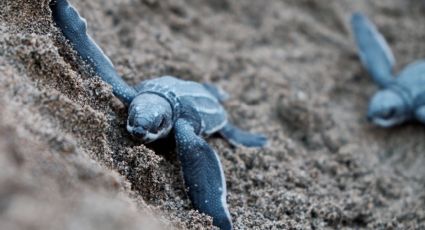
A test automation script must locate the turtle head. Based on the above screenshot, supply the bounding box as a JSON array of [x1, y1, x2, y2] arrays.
[[367, 89, 410, 127], [127, 93, 173, 143]]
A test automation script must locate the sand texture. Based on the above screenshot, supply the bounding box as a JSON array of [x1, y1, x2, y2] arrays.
[[1, 0, 425, 229]]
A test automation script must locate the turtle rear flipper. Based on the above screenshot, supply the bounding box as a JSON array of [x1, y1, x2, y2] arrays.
[[202, 83, 229, 102], [219, 123, 267, 148], [351, 12, 395, 88]]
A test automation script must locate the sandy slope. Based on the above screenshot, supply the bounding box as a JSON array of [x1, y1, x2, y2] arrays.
[[1, 0, 424, 229]]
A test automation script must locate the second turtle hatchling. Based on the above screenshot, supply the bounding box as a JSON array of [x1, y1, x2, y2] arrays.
[[351, 12, 425, 127]]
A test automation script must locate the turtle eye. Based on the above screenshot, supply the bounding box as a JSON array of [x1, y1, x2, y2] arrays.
[[382, 108, 396, 119], [158, 118, 166, 129]]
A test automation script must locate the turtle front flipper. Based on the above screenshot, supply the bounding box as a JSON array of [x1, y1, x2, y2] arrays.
[[50, 0, 136, 105], [174, 119, 232, 230], [219, 123, 267, 148], [351, 12, 395, 88]]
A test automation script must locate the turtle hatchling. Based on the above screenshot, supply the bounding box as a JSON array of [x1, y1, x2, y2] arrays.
[[351, 12, 425, 127], [50, 1, 267, 229]]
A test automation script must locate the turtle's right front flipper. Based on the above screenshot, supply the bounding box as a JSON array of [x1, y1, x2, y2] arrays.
[[351, 12, 395, 88], [50, 0, 136, 105], [174, 119, 232, 230]]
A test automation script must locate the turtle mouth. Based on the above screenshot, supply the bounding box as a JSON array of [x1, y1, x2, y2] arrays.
[[126, 124, 163, 143], [142, 132, 161, 143], [131, 127, 147, 138], [370, 116, 405, 128]]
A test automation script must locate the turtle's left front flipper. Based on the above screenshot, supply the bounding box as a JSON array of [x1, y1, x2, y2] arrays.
[[351, 12, 395, 88], [50, 0, 136, 105], [174, 119, 232, 230]]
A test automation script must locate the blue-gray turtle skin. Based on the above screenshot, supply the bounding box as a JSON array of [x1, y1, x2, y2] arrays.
[[133, 76, 228, 136], [129, 75, 267, 148], [50, 1, 267, 229], [351, 12, 425, 127]]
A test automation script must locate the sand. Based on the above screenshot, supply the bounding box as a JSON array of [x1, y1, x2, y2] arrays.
[[1, 0, 425, 229]]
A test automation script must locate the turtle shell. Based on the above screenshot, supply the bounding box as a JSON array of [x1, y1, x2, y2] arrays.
[[134, 76, 227, 135]]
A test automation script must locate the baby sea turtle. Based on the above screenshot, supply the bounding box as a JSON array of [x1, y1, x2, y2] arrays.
[[351, 12, 425, 127], [50, 1, 267, 229]]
